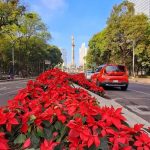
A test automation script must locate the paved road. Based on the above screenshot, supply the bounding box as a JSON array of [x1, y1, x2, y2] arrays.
[[105, 82, 150, 123], [0, 80, 29, 106]]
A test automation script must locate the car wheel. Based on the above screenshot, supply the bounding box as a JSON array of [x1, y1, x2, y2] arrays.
[[121, 84, 128, 91]]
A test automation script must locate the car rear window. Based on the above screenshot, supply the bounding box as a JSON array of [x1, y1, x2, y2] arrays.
[[105, 65, 125, 73]]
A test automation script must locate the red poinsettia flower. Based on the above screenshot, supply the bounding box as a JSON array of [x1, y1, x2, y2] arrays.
[[109, 130, 131, 150], [40, 139, 59, 150], [101, 107, 126, 129], [0, 111, 19, 132], [0, 132, 9, 150], [87, 126, 100, 148], [67, 118, 100, 148], [134, 132, 150, 150], [23, 138, 31, 149]]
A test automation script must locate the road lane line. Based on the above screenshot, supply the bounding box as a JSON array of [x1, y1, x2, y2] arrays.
[[111, 98, 123, 101], [0, 87, 8, 90], [0, 89, 20, 95], [128, 89, 150, 96], [0, 80, 29, 85]]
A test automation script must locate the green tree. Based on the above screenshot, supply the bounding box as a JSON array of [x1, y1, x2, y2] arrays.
[[47, 45, 63, 68], [87, 1, 150, 75], [15, 12, 51, 75], [86, 29, 110, 68], [106, 1, 149, 72], [0, 0, 25, 30]]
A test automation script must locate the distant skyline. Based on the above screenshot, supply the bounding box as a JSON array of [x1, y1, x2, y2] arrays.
[[25, 0, 122, 66], [79, 43, 87, 66]]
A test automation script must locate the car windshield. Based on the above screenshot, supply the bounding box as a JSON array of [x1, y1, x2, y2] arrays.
[[105, 65, 125, 73]]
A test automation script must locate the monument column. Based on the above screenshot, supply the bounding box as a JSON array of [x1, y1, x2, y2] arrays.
[[71, 35, 75, 66]]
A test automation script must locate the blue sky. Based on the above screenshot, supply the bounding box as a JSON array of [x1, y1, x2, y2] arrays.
[[25, 0, 122, 66]]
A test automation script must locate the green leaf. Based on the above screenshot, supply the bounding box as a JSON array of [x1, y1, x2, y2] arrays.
[[54, 121, 63, 130], [43, 126, 53, 139], [30, 115, 36, 121], [73, 113, 82, 119], [82, 117, 86, 124], [54, 144, 63, 150], [28, 115, 36, 125], [42, 120, 51, 128], [88, 145, 96, 150], [56, 126, 69, 142], [37, 127, 44, 137], [31, 133, 40, 149], [99, 136, 109, 150], [14, 134, 26, 144]]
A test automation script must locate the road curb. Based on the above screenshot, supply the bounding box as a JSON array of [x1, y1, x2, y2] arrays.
[[129, 79, 150, 85], [74, 84, 150, 135]]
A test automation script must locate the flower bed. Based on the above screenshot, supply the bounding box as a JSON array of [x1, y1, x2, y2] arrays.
[[69, 73, 105, 96], [0, 68, 150, 150]]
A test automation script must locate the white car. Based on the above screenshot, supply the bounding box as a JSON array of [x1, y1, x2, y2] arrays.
[[85, 70, 94, 80]]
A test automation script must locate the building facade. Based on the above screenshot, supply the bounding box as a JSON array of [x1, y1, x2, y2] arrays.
[[61, 48, 67, 67], [79, 43, 88, 67], [128, 0, 150, 17]]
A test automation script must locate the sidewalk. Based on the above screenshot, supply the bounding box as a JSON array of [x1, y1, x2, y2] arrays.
[[129, 77, 150, 84]]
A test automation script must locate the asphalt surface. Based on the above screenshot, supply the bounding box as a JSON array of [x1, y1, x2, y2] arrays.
[[0, 80, 150, 123], [104, 82, 150, 123], [0, 80, 28, 106]]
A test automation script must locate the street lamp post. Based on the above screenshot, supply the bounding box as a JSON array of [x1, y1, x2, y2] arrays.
[[12, 46, 15, 76], [132, 40, 135, 77]]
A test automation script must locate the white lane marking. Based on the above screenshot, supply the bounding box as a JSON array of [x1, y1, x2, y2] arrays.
[[0, 80, 29, 85], [0, 87, 8, 90], [128, 89, 150, 96], [0, 89, 20, 95], [16, 86, 23, 89], [127, 105, 150, 115], [111, 98, 123, 101]]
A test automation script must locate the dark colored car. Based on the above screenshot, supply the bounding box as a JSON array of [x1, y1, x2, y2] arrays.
[[91, 64, 129, 90]]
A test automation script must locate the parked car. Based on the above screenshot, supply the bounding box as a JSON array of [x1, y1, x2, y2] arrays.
[[85, 69, 94, 80], [91, 64, 129, 90]]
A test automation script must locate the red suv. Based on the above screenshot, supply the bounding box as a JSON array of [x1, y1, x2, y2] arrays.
[[91, 64, 129, 90]]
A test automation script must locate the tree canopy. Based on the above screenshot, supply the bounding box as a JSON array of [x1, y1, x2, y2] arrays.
[[0, 0, 63, 77], [86, 1, 150, 75]]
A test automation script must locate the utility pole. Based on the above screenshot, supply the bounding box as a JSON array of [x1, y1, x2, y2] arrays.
[[12, 46, 15, 75], [133, 40, 135, 77]]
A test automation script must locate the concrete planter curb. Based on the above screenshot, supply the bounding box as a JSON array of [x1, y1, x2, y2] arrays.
[[74, 84, 150, 135]]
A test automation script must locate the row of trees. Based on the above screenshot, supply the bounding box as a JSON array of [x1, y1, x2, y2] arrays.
[[86, 1, 150, 75], [0, 0, 63, 77]]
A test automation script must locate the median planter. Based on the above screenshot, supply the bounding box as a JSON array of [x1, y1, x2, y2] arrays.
[[69, 73, 105, 97], [0, 68, 150, 150]]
